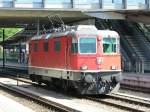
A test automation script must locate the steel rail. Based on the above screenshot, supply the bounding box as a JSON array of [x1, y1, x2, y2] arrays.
[[86, 94, 150, 112], [112, 93, 150, 105], [121, 84, 150, 93], [0, 81, 80, 112]]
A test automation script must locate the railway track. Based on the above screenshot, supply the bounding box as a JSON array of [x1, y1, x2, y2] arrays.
[[1, 67, 150, 93], [87, 93, 150, 112], [0, 77, 80, 112], [121, 84, 150, 93], [1, 71, 150, 112], [2, 76, 150, 112]]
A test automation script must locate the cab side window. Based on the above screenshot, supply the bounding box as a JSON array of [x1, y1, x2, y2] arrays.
[[44, 42, 48, 52], [71, 38, 78, 53], [54, 41, 61, 52], [29, 43, 32, 53], [34, 42, 39, 52], [71, 43, 78, 53]]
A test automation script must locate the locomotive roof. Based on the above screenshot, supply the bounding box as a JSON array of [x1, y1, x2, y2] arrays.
[[98, 30, 119, 38], [31, 25, 98, 40]]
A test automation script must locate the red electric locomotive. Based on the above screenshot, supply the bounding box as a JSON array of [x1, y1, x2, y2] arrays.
[[29, 25, 122, 94]]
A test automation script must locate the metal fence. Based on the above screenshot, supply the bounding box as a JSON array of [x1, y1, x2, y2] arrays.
[[123, 59, 150, 73]]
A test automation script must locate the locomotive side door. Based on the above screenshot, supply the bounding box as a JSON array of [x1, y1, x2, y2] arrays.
[[65, 36, 71, 69]]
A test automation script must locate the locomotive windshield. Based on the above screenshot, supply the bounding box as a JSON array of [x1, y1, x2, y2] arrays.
[[103, 37, 117, 53], [79, 38, 96, 54]]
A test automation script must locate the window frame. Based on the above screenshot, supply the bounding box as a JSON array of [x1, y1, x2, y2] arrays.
[[54, 40, 61, 52], [15, 0, 33, 3], [78, 37, 97, 55], [43, 41, 49, 52], [34, 41, 39, 52], [29, 42, 32, 53], [71, 38, 78, 54], [102, 37, 118, 54], [71, 43, 78, 53], [46, 0, 71, 4]]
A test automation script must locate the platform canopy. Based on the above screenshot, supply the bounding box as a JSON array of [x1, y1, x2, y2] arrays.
[[0, 9, 92, 27], [1, 8, 150, 28]]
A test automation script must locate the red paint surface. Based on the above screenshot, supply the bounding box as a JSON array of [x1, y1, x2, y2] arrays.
[[29, 33, 121, 71]]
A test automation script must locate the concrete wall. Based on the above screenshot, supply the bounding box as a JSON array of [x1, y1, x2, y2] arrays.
[[71, 19, 95, 26]]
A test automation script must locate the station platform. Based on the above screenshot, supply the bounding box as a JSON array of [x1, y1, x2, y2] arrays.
[[0, 94, 34, 112], [121, 73, 150, 89], [0, 61, 27, 70]]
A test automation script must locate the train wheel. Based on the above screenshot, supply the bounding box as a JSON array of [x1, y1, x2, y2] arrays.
[[36, 75, 42, 85], [29, 74, 35, 82], [37, 81, 42, 85], [62, 80, 68, 93]]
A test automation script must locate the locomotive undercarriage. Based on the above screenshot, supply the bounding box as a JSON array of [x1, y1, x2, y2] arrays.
[[29, 67, 121, 94], [72, 72, 121, 94]]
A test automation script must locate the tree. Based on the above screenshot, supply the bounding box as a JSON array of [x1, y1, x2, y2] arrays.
[[0, 28, 22, 41]]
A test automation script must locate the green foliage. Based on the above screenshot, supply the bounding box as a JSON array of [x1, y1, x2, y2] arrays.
[[0, 28, 22, 59], [0, 28, 22, 41]]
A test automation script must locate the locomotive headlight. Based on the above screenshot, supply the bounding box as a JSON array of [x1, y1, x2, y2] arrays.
[[111, 65, 117, 70], [80, 65, 88, 70], [96, 57, 103, 64], [85, 74, 94, 83]]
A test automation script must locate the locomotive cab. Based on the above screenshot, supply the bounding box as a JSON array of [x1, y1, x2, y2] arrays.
[[67, 28, 122, 94], [70, 29, 121, 94]]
